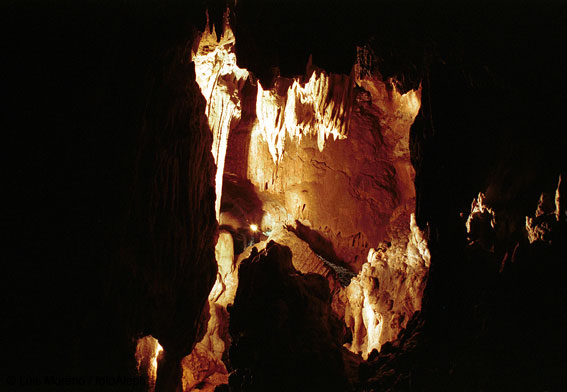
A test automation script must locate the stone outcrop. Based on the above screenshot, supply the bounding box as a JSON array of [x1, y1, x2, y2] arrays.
[[193, 11, 249, 218], [135, 336, 164, 392], [244, 64, 421, 272], [181, 231, 240, 391], [268, 226, 341, 288], [118, 40, 218, 391], [227, 242, 348, 392], [526, 174, 565, 244], [185, 16, 428, 388], [465, 192, 497, 250], [343, 213, 430, 358]]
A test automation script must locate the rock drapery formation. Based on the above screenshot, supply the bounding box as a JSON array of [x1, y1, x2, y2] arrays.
[[184, 13, 429, 390], [193, 12, 249, 219], [246, 60, 421, 273]]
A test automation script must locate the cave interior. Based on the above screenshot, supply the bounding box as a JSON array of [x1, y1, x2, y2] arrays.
[[4, 0, 567, 391]]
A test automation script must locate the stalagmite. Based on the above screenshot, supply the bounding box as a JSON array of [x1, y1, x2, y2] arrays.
[[135, 336, 164, 392]]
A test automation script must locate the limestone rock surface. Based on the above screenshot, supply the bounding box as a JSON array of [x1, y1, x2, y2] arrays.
[[181, 231, 239, 391], [227, 242, 348, 392], [186, 16, 428, 387], [526, 174, 566, 244], [343, 214, 429, 358]]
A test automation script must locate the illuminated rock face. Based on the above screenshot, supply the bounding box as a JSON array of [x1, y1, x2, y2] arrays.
[[344, 214, 430, 358], [466, 192, 497, 250], [135, 336, 163, 392], [193, 14, 249, 218], [181, 231, 238, 391], [189, 17, 429, 387], [241, 54, 426, 357], [525, 174, 565, 244], [193, 20, 421, 266], [246, 69, 420, 272], [124, 38, 218, 392]]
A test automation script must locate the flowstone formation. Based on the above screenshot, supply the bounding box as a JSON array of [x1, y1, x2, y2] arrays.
[[182, 12, 430, 390]]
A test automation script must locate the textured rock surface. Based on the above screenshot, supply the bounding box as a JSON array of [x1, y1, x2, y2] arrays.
[[268, 226, 341, 287], [115, 41, 218, 391], [130, 47, 217, 390], [186, 19, 427, 385], [193, 12, 249, 218], [465, 192, 497, 250], [344, 213, 430, 358], [526, 175, 565, 244], [245, 67, 421, 272], [9, 2, 567, 392], [135, 336, 164, 392], [181, 230, 241, 391], [197, 19, 421, 274], [228, 242, 348, 392]]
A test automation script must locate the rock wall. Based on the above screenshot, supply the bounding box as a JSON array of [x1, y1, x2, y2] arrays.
[[181, 231, 239, 391], [244, 65, 421, 272], [9, 2, 567, 391], [193, 12, 249, 219], [230, 33, 426, 359], [343, 214, 430, 359], [5, 2, 222, 390], [186, 17, 428, 389], [117, 42, 218, 391], [194, 17, 422, 272], [228, 242, 348, 392]]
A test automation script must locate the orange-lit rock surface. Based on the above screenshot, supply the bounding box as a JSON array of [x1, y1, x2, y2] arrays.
[[193, 12, 249, 218], [343, 213, 430, 358], [181, 231, 238, 391], [245, 66, 421, 272], [465, 192, 497, 250], [526, 174, 565, 244], [188, 16, 429, 386], [135, 336, 164, 392], [268, 226, 341, 288]]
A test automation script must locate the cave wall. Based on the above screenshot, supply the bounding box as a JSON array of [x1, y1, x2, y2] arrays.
[[5, 2, 220, 390], [118, 41, 218, 391], [195, 16, 422, 272], [228, 242, 348, 392], [190, 15, 429, 370], [5, 1, 567, 391], [215, 0, 567, 390], [243, 69, 420, 271]]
